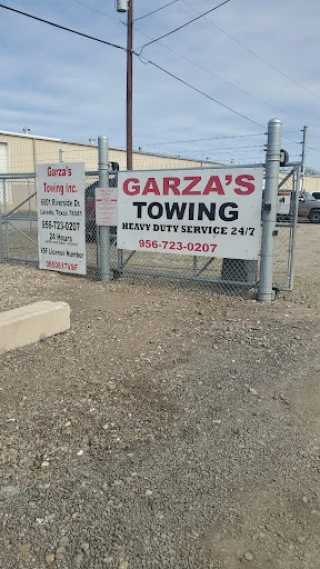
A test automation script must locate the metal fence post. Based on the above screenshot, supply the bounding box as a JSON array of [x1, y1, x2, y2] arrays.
[[98, 136, 111, 281], [3, 179, 9, 259], [288, 125, 307, 289], [258, 118, 282, 302], [0, 180, 2, 262]]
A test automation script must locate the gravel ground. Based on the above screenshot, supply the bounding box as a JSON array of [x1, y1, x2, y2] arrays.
[[1, 224, 320, 569]]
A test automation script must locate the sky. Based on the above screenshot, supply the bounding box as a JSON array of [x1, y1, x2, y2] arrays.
[[1, 0, 320, 167]]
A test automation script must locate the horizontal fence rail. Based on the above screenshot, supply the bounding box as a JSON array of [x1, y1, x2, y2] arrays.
[[0, 122, 306, 299]]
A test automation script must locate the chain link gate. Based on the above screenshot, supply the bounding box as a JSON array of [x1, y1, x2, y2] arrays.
[[0, 175, 38, 264], [0, 174, 302, 294], [0, 121, 306, 298], [0, 170, 301, 294], [0, 171, 100, 275], [109, 167, 300, 295], [273, 165, 302, 293]]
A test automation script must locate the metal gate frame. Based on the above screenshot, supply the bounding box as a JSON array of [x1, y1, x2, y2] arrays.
[[0, 170, 99, 266], [275, 165, 302, 292], [0, 174, 38, 264], [0, 122, 307, 301]]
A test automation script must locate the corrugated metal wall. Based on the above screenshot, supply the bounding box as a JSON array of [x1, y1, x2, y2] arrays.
[[0, 132, 218, 173]]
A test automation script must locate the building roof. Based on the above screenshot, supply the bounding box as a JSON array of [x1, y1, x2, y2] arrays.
[[0, 130, 61, 142], [0, 129, 218, 164]]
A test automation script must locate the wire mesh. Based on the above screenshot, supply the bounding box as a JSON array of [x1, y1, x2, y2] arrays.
[[273, 167, 299, 290], [0, 157, 306, 296], [109, 163, 263, 296], [110, 248, 259, 294], [0, 172, 100, 277]]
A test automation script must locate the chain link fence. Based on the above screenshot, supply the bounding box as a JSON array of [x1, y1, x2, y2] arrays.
[[273, 166, 300, 292], [0, 171, 261, 295], [0, 172, 299, 296], [0, 171, 100, 277], [0, 124, 306, 298], [110, 240, 259, 293]]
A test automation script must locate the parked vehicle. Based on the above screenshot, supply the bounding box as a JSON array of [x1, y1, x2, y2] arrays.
[[277, 191, 320, 224], [85, 162, 119, 241], [298, 191, 320, 223]]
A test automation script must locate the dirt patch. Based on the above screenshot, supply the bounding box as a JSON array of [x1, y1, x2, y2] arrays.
[[0, 223, 320, 569]]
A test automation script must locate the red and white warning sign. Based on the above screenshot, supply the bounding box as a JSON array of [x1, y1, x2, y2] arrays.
[[95, 187, 118, 226]]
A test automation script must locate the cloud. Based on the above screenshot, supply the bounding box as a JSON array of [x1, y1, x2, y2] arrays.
[[0, 0, 319, 166]]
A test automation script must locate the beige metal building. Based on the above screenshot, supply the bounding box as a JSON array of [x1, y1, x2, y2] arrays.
[[0, 130, 219, 174], [303, 175, 320, 193], [0, 130, 318, 211]]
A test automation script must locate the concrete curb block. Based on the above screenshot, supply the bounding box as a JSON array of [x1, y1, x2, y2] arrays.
[[0, 301, 70, 355]]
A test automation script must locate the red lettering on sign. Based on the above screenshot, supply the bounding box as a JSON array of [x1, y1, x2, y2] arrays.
[[203, 176, 225, 195], [182, 176, 202, 195], [123, 178, 140, 196], [142, 178, 161, 196], [163, 177, 181, 195], [234, 174, 255, 195], [47, 166, 72, 177], [122, 173, 257, 197]]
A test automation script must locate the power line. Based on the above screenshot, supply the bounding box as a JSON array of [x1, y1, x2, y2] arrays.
[[166, 144, 265, 152], [0, 2, 303, 135], [142, 133, 267, 146], [69, 0, 311, 123], [132, 7, 302, 123], [139, 57, 265, 129], [134, 0, 179, 22], [139, 0, 230, 54], [0, 2, 127, 52], [137, 31, 300, 122], [150, 146, 266, 157], [68, 0, 122, 23], [181, 0, 320, 105], [307, 145, 320, 154], [5, 0, 317, 153], [279, 133, 320, 156], [144, 132, 266, 146]]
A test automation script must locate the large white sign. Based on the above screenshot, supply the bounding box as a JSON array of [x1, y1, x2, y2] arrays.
[[95, 187, 118, 226], [37, 162, 86, 275], [117, 168, 264, 260]]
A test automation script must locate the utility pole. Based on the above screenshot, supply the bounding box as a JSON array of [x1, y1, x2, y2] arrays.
[[117, 0, 133, 171], [127, 0, 133, 170]]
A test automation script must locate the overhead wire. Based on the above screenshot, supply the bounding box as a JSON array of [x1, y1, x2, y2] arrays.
[[137, 32, 301, 122], [3, 0, 320, 154], [306, 145, 320, 154], [141, 131, 302, 147], [0, 2, 127, 52], [67, 0, 122, 23], [181, 0, 320, 104], [163, 144, 265, 153], [138, 57, 265, 129], [70, 0, 313, 124], [139, 0, 230, 54], [0, 2, 265, 131], [134, 0, 180, 22]]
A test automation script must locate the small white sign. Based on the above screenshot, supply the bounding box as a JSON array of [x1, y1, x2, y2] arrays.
[[37, 162, 86, 275], [95, 187, 118, 226], [117, 167, 264, 260], [277, 193, 291, 215]]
